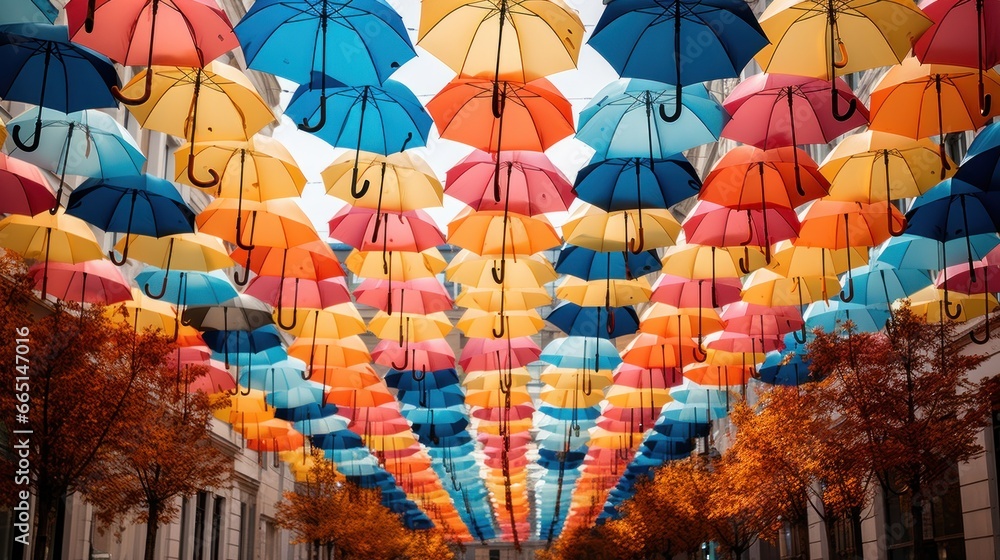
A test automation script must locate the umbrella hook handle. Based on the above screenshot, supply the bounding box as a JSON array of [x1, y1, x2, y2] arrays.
[[277, 279, 300, 330], [582, 369, 592, 396], [628, 224, 645, 254], [411, 359, 426, 382], [84, 0, 97, 32], [944, 287, 964, 320], [299, 94, 328, 133], [492, 258, 506, 284], [390, 325, 410, 370], [971, 273, 991, 343], [351, 176, 371, 199], [112, 72, 154, 106], [235, 211, 258, 251], [840, 275, 855, 303], [11, 119, 42, 153], [738, 246, 754, 274], [658, 86, 682, 123], [693, 343, 708, 363], [186, 151, 220, 189], [980, 82, 993, 118], [233, 251, 252, 286], [793, 326, 808, 344], [493, 313, 507, 339], [830, 79, 856, 123]]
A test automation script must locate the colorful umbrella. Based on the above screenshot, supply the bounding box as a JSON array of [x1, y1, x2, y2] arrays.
[[0, 23, 120, 152], [562, 205, 681, 253], [323, 151, 443, 213], [0, 153, 56, 216], [650, 273, 743, 309], [445, 150, 574, 215], [117, 233, 235, 298], [589, 0, 766, 120], [555, 245, 661, 282], [355, 277, 453, 315], [0, 210, 105, 297], [573, 155, 700, 222], [26, 259, 131, 304]]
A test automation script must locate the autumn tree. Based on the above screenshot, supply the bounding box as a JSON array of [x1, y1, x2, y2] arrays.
[[606, 472, 708, 559], [0, 253, 184, 560], [403, 527, 456, 560], [84, 359, 233, 560], [537, 524, 622, 560], [277, 456, 411, 560], [729, 383, 871, 558], [807, 303, 994, 560]]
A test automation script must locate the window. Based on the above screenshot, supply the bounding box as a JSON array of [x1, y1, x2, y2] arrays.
[[238, 502, 256, 560], [828, 511, 863, 560], [884, 464, 966, 560], [193, 492, 208, 560], [210, 496, 225, 560]]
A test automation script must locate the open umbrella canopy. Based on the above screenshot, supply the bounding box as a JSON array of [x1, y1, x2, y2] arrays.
[[445, 150, 574, 215], [27, 259, 131, 304], [323, 151, 443, 211], [174, 136, 306, 200], [573, 155, 700, 212], [0, 153, 56, 216]]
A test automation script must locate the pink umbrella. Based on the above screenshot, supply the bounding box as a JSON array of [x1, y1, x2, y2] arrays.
[[187, 359, 236, 394], [164, 344, 212, 367], [0, 153, 56, 216], [244, 276, 351, 329], [353, 276, 453, 315], [682, 200, 800, 273], [372, 338, 456, 372], [935, 257, 1000, 340], [703, 330, 785, 353], [338, 404, 404, 424], [472, 404, 535, 422], [445, 150, 574, 215], [720, 302, 804, 336], [650, 273, 743, 309], [27, 259, 132, 304], [601, 403, 664, 427], [722, 73, 869, 150], [459, 337, 541, 371], [328, 206, 445, 253]]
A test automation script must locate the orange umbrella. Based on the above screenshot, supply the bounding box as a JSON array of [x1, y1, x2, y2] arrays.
[[796, 199, 905, 302], [869, 56, 1000, 175], [447, 209, 559, 283], [700, 145, 830, 210]]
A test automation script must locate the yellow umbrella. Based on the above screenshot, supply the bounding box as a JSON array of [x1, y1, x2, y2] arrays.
[[604, 385, 673, 410], [755, 0, 931, 78], [447, 209, 561, 256], [288, 335, 372, 369], [281, 304, 367, 339], [323, 151, 443, 211], [368, 311, 453, 342], [555, 276, 651, 307], [418, 0, 584, 83], [463, 368, 533, 391], [118, 62, 275, 189], [106, 287, 187, 336], [0, 210, 104, 297], [455, 308, 544, 338], [174, 136, 306, 201], [465, 386, 533, 407], [213, 389, 272, 424], [346, 248, 447, 280], [455, 286, 551, 311], [562, 205, 681, 252], [539, 366, 613, 392], [446, 250, 556, 288], [908, 286, 1000, 323], [586, 428, 644, 450], [660, 242, 767, 279], [476, 418, 534, 436], [539, 386, 603, 408], [821, 131, 955, 203], [115, 232, 234, 273], [769, 240, 868, 279], [741, 267, 840, 308]]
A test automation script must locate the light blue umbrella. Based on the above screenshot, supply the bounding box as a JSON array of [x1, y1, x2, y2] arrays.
[[6, 108, 145, 210], [576, 79, 727, 160], [238, 363, 309, 393], [135, 268, 238, 306], [266, 383, 326, 409], [540, 336, 622, 371], [235, 0, 415, 87], [1, 0, 58, 25], [874, 233, 1000, 272], [843, 262, 933, 308], [804, 299, 891, 334]]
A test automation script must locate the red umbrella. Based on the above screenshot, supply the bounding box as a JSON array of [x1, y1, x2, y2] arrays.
[[230, 240, 345, 282], [720, 302, 804, 336], [613, 363, 683, 390], [650, 273, 743, 309], [700, 146, 830, 209], [682, 200, 800, 272], [472, 404, 535, 422], [704, 330, 785, 353], [722, 73, 869, 149], [460, 337, 541, 371], [26, 259, 132, 304], [0, 154, 56, 216], [353, 277, 453, 315], [338, 404, 403, 424], [66, 0, 238, 103], [913, 0, 1000, 114], [372, 338, 456, 372], [328, 207, 445, 253], [244, 276, 352, 328], [445, 150, 574, 215], [622, 332, 702, 370], [187, 359, 235, 394], [600, 404, 663, 428]]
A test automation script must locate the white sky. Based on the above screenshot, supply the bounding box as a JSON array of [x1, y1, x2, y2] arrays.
[[269, 0, 620, 238]]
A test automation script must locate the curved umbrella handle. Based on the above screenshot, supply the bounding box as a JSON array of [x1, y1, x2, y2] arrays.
[[628, 227, 645, 254], [492, 258, 506, 284], [492, 314, 506, 338], [351, 176, 371, 199], [186, 151, 220, 189], [492, 81, 506, 119], [658, 84, 682, 123], [971, 317, 991, 344], [110, 200, 137, 264], [85, 0, 97, 32], [693, 343, 708, 363], [276, 279, 300, 330], [944, 287, 964, 320], [411, 362, 426, 382], [981, 81, 993, 117], [738, 246, 754, 275], [390, 343, 410, 370], [834, 39, 849, 69], [793, 325, 808, 344], [232, 265, 251, 287], [235, 211, 257, 251], [111, 75, 154, 106], [839, 274, 855, 303], [109, 245, 129, 266], [12, 119, 42, 153], [832, 84, 856, 122], [582, 370, 592, 396], [299, 94, 327, 132], [143, 276, 169, 300]]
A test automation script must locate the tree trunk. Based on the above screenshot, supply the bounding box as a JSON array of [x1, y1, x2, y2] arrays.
[[32, 493, 54, 560], [143, 504, 160, 560], [910, 480, 937, 560]]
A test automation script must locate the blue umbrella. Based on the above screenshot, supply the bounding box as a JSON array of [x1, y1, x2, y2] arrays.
[[209, 346, 288, 369], [286, 73, 431, 154], [1, 0, 58, 25], [874, 233, 1000, 272], [238, 363, 309, 393], [397, 385, 466, 408], [135, 268, 238, 306], [202, 325, 285, 368], [954, 121, 1000, 187], [6, 108, 146, 211], [757, 348, 813, 386], [236, 0, 415, 88], [574, 155, 701, 211], [589, 0, 767, 121], [66, 174, 195, 264], [540, 336, 623, 371], [384, 368, 460, 392], [265, 384, 326, 409], [840, 262, 933, 309], [804, 299, 891, 334], [546, 301, 639, 339], [905, 178, 1000, 319], [0, 24, 120, 152], [555, 245, 661, 281], [274, 402, 347, 435], [538, 406, 601, 423], [576, 80, 727, 160]]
